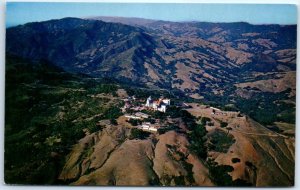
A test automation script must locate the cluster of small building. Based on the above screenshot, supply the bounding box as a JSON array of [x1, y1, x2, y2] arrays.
[[122, 95, 171, 113], [120, 95, 245, 133], [121, 95, 143, 113], [124, 112, 149, 120], [122, 95, 136, 102], [121, 95, 172, 132], [139, 122, 159, 132], [124, 112, 159, 132]]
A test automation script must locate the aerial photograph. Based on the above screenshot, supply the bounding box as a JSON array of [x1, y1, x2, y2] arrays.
[[5, 2, 297, 186]]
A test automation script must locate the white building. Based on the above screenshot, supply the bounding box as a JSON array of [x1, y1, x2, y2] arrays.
[[125, 114, 141, 120], [210, 106, 221, 111], [162, 99, 171, 105], [158, 104, 167, 113], [148, 127, 158, 132], [141, 123, 150, 130], [140, 122, 158, 132], [135, 112, 149, 119], [145, 96, 153, 107], [145, 96, 170, 113]]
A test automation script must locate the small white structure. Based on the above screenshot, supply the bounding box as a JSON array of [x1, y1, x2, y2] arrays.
[[210, 106, 221, 111], [148, 127, 158, 132], [157, 104, 167, 113], [132, 95, 136, 101], [162, 99, 171, 105], [183, 103, 189, 107], [145, 96, 153, 107], [125, 114, 141, 120], [140, 122, 158, 132], [141, 123, 150, 130], [135, 112, 149, 119]]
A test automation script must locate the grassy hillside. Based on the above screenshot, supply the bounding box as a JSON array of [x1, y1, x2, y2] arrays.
[[5, 56, 123, 184]]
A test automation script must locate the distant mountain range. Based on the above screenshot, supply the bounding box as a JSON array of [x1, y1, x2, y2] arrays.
[[6, 16, 296, 124]]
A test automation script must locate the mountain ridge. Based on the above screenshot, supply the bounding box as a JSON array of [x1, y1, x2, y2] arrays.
[[5, 16, 296, 186], [6, 17, 296, 125]]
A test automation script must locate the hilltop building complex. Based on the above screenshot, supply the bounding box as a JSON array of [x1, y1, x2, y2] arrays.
[[145, 96, 171, 113]]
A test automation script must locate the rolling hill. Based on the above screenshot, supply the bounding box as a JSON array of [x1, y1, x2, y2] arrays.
[[5, 16, 296, 186]]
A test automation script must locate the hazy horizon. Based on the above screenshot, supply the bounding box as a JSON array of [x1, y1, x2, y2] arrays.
[[6, 15, 298, 28], [6, 3, 297, 27]]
